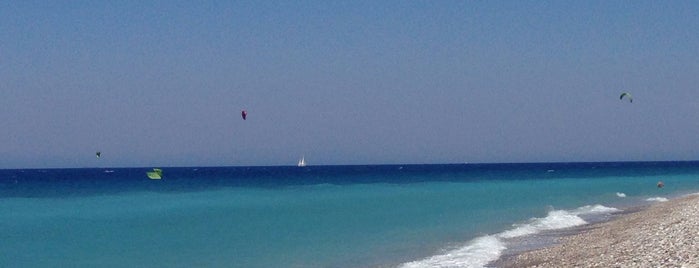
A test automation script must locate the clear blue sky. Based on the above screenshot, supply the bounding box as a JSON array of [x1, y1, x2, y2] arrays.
[[2, 1, 698, 168]]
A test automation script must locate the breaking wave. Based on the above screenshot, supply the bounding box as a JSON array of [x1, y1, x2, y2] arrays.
[[400, 204, 621, 268]]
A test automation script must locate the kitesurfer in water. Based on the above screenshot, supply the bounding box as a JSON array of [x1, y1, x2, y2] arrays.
[[657, 181, 664, 188]]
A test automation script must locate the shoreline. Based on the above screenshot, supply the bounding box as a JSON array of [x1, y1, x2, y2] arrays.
[[492, 194, 699, 267]]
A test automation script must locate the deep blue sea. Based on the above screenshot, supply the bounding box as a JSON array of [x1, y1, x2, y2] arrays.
[[2, 162, 699, 267]]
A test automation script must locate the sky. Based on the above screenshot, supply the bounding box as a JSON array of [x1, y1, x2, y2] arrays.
[[1, 1, 699, 168]]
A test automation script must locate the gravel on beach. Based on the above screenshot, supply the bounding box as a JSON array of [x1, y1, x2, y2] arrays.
[[498, 194, 699, 267]]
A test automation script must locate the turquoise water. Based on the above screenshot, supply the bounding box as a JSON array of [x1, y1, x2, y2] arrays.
[[1, 163, 698, 267]]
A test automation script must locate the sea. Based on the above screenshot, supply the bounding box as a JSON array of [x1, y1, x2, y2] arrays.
[[2, 161, 699, 268]]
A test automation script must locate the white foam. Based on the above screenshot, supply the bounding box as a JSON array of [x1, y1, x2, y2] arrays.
[[400, 236, 505, 268], [498, 210, 587, 239], [646, 197, 668, 202], [401, 204, 621, 268], [570, 204, 622, 215], [616, 192, 626, 198]]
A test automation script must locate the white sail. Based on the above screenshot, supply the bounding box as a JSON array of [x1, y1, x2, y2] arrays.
[[297, 156, 306, 167]]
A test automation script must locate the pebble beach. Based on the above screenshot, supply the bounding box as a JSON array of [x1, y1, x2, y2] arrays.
[[497, 194, 699, 267]]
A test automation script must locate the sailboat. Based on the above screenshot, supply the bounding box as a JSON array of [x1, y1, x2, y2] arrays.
[[297, 156, 306, 167]]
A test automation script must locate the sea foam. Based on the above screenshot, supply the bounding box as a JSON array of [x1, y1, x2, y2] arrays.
[[400, 236, 505, 268], [646, 197, 668, 202], [401, 204, 621, 268]]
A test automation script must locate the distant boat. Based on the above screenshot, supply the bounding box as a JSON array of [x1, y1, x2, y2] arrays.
[[297, 156, 306, 167]]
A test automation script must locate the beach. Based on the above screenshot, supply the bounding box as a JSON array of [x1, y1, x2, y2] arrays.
[[497, 194, 699, 267]]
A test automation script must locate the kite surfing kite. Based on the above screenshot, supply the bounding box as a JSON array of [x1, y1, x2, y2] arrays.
[[147, 168, 163, 180], [619, 92, 633, 103], [96, 152, 101, 158], [241, 110, 247, 120]]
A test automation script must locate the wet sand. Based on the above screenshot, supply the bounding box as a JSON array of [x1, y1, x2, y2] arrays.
[[494, 194, 699, 267]]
